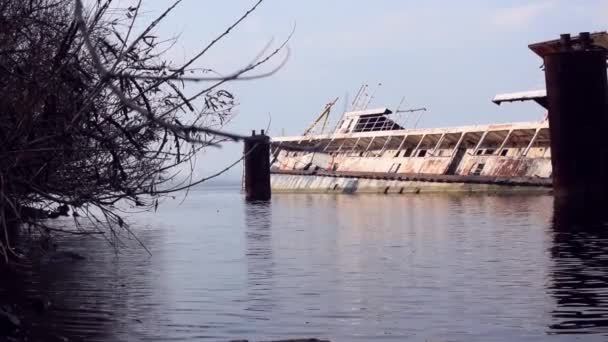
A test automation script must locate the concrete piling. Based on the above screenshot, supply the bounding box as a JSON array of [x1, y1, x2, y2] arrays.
[[243, 130, 271, 201], [543, 32, 608, 204]]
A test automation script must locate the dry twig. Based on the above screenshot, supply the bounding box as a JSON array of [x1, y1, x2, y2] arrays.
[[0, 0, 289, 262]]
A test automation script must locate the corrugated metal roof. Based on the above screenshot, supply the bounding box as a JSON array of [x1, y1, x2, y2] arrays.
[[492, 90, 547, 105]]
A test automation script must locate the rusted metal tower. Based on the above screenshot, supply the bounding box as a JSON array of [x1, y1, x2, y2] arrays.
[[243, 130, 271, 201], [533, 32, 608, 204]]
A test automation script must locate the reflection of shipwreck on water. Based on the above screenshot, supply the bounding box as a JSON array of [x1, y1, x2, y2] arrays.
[[269, 32, 608, 194]]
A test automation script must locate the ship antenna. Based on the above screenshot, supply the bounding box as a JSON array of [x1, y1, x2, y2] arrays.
[[330, 94, 350, 134], [352, 84, 368, 111], [413, 109, 426, 129], [350, 84, 365, 111], [363, 82, 382, 110], [394, 100, 427, 129], [394, 96, 407, 128], [343, 92, 349, 115], [394, 96, 406, 113]]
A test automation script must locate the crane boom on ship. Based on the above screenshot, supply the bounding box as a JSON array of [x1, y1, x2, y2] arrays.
[[302, 97, 339, 136]]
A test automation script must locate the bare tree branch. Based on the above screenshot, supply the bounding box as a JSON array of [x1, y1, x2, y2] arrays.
[[0, 0, 288, 263]]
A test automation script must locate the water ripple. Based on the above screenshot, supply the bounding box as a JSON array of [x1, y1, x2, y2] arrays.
[[8, 189, 608, 341]]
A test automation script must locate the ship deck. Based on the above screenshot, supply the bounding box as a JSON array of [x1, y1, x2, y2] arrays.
[[272, 120, 549, 153]]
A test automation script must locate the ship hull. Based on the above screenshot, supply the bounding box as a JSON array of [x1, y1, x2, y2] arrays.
[[271, 170, 551, 195]]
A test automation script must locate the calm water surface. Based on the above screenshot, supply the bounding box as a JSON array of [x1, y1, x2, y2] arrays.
[[16, 185, 608, 341]]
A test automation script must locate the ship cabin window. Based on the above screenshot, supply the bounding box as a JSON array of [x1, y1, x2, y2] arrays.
[[471, 163, 485, 176], [476, 149, 484, 156], [484, 149, 495, 155], [359, 151, 364, 157], [352, 114, 403, 132], [500, 149, 509, 157], [394, 150, 401, 158], [417, 150, 427, 158], [403, 149, 413, 157]]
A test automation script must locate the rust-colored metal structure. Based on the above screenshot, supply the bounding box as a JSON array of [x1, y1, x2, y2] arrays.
[[542, 33, 608, 202], [244, 130, 271, 201]]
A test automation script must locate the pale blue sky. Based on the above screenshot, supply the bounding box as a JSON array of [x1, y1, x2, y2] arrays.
[[139, 0, 606, 180]]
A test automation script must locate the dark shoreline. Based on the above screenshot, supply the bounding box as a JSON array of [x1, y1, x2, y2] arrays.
[[0, 248, 85, 342]]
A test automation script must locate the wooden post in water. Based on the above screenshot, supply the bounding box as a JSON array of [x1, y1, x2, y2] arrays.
[[243, 129, 271, 201], [542, 32, 608, 205]]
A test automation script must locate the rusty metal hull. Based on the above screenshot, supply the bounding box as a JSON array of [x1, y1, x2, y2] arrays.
[[270, 171, 551, 195]]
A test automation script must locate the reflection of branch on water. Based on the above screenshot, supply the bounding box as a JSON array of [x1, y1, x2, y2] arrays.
[[548, 201, 608, 334]]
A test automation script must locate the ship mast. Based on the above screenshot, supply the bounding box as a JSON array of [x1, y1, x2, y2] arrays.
[[302, 98, 339, 136]]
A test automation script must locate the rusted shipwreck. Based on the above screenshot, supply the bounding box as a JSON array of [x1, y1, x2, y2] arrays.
[[269, 33, 608, 194], [271, 104, 552, 194]]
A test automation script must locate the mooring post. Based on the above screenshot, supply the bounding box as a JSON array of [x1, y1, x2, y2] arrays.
[[243, 129, 271, 201], [543, 32, 608, 204]]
